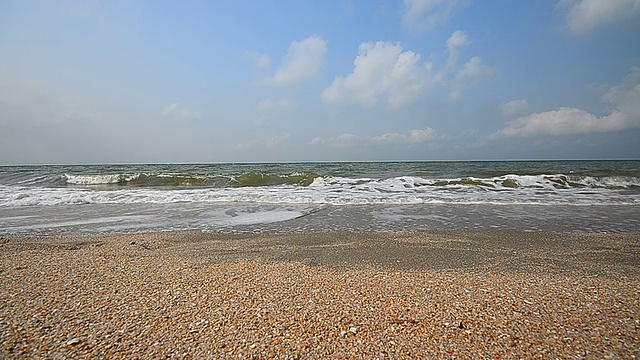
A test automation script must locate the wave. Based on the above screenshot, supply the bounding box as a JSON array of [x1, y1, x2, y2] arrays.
[[2, 174, 638, 208], [315, 174, 640, 191], [2, 168, 639, 208], [4, 171, 640, 192], [2, 165, 638, 191], [61, 172, 321, 188], [229, 172, 319, 187]]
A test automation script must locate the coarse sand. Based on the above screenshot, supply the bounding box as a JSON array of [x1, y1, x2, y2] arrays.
[[1, 231, 639, 358]]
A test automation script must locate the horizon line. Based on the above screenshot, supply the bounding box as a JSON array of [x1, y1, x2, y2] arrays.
[[1, 158, 639, 167]]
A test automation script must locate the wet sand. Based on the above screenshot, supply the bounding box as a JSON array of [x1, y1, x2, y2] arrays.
[[1, 231, 639, 358]]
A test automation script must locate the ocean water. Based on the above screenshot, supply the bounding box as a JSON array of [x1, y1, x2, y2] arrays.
[[0, 160, 639, 235]]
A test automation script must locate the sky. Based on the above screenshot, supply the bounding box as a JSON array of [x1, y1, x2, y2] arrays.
[[1, 0, 639, 164]]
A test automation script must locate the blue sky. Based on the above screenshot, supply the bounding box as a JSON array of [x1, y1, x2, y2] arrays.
[[1, 0, 639, 164]]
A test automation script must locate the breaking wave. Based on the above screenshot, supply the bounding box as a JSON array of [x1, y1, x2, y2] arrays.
[[48, 172, 640, 190], [61, 172, 320, 188], [372, 174, 640, 190], [1, 173, 638, 207]]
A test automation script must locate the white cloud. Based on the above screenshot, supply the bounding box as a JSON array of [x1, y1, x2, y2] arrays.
[[493, 68, 640, 137], [602, 67, 640, 119], [559, 0, 640, 33], [442, 32, 494, 101], [446, 30, 470, 68], [456, 56, 496, 83], [446, 30, 470, 49], [403, 0, 462, 28], [309, 133, 363, 148], [265, 35, 327, 86], [450, 57, 495, 100], [309, 137, 324, 145], [314, 128, 439, 146], [371, 132, 407, 144], [372, 128, 437, 144], [498, 100, 529, 117], [162, 103, 202, 121], [322, 41, 441, 109], [408, 128, 437, 143], [323, 32, 494, 108]]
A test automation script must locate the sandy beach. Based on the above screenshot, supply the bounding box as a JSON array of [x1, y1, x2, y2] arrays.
[[1, 230, 639, 358]]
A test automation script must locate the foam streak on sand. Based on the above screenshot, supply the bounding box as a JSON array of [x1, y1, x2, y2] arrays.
[[1, 231, 639, 358]]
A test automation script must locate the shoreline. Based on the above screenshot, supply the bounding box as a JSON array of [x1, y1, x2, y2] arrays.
[[4, 229, 638, 275], [2, 230, 639, 358]]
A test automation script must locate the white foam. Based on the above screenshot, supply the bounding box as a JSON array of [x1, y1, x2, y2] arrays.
[[1, 173, 639, 208], [1, 215, 153, 231], [64, 173, 138, 185], [215, 210, 304, 226]]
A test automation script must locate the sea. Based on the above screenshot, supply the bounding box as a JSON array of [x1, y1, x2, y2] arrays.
[[1, 160, 639, 235]]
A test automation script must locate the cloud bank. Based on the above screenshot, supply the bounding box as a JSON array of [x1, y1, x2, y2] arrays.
[[493, 67, 640, 137], [372, 128, 437, 144], [312, 128, 438, 148]]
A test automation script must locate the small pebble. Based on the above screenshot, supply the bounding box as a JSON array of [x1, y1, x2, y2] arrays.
[[65, 338, 82, 346]]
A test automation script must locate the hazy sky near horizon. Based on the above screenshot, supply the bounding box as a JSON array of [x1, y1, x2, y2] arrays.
[[1, 0, 639, 164]]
